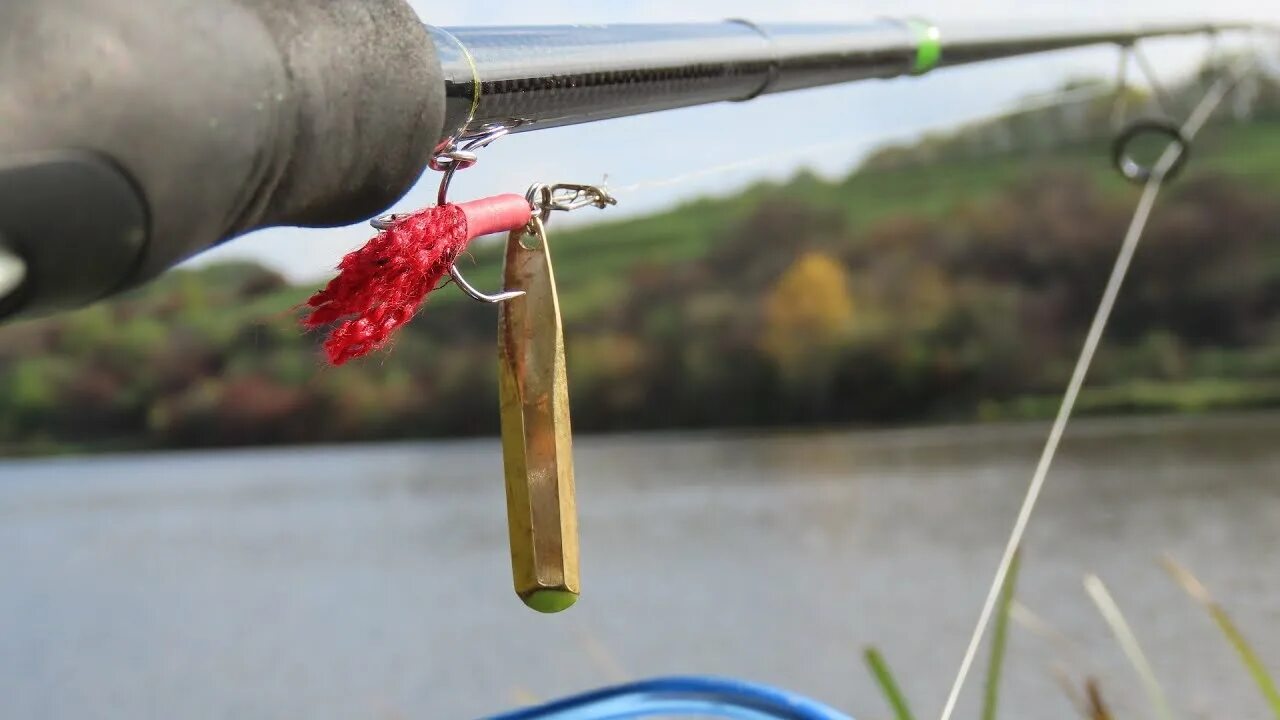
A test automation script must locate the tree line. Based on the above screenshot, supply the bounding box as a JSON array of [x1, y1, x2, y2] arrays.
[[2, 71, 1279, 453]]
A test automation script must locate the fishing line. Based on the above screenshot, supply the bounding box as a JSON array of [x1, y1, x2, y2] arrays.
[[936, 55, 1254, 720], [607, 30, 1260, 205], [607, 82, 1120, 202], [609, 138, 864, 197]]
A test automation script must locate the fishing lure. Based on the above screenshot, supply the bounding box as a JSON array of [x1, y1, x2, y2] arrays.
[[497, 213, 579, 613], [305, 132, 614, 612]]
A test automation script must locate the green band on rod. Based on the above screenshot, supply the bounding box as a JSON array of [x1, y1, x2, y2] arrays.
[[906, 18, 942, 75]]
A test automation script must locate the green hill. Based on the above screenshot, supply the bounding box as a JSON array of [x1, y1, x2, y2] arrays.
[[3, 74, 1280, 454]]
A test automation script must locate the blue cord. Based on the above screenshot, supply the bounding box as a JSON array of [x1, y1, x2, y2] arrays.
[[484, 676, 854, 720]]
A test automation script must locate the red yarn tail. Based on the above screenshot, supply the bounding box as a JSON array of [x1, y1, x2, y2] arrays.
[[303, 204, 469, 365]]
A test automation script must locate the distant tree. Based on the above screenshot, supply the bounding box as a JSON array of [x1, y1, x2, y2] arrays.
[[761, 252, 855, 379]]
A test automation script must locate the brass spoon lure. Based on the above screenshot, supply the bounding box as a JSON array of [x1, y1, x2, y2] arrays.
[[497, 215, 580, 613]]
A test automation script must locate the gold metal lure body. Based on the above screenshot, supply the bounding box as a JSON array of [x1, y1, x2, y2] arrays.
[[497, 217, 580, 613]]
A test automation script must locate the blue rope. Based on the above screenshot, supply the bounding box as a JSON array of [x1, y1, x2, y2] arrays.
[[484, 676, 854, 720]]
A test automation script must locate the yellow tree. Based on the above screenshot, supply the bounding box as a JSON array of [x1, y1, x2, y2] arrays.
[[761, 251, 854, 381]]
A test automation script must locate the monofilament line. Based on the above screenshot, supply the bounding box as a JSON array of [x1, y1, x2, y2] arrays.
[[936, 59, 1250, 720], [610, 84, 1117, 200]]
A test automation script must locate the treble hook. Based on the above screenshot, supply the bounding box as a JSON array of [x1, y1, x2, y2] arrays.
[[372, 126, 526, 303], [435, 128, 528, 303], [451, 183, 616, 302], [370, 126, 617, 305], [448, 265, 526, 304]]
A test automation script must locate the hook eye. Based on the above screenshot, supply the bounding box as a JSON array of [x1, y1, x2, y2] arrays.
[[1112, 119, 1190, 185], [369, 212, 406, 230]]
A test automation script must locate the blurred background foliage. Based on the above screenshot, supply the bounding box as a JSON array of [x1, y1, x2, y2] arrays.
[[4, 67, 1280, 453]]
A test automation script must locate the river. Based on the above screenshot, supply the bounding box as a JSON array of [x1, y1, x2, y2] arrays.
[[2, 413, 1278, 719]]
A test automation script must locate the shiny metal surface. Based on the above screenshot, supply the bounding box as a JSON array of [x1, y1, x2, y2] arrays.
[[429, 18, 1255, 147], [497, 217, 580, 613], [432, 20, 919, 145]]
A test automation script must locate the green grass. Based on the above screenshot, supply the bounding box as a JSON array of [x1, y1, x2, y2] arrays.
[[866, 553, 1279, 720], [992, 379, 1280, 421], [1085, 574, 1177, 720], [1199, 121, 1280, 188], [1164, 556, 1280, 719], [982, 550, 1022, 720], [864, 647, 917, 720]]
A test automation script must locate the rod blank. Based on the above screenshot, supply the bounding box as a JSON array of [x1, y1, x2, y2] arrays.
[[428, 17, 1256, 148], [937, 20, 1250, 65], [429, 19, 924, 144]]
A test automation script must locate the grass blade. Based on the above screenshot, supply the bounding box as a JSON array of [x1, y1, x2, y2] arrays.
[[1084, 678, 1114, 720], [1014, 602, 1103, 718], [1050, 665, 1089, 718], [1012, 601, 1092, 676], [864, 646, 917, 720], [981, 549, 1022, 720], [1084, 573, 1177, 720], [1162, 555, 1280, 719]]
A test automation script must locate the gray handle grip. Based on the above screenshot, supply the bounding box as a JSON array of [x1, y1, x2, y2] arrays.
[[0, 0, 445, 315]]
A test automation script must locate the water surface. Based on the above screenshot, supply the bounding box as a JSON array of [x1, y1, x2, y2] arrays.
[[2, 414, 1278, 719]]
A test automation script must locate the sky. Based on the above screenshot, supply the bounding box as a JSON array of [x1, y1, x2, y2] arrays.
[[189, 1, 1280, 282]]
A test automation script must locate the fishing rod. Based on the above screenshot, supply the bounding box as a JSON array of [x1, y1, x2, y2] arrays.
[[3, 6, 1274, 714], [428, 19, 1254, 145], [2, 0, 1271, 614], [0, 0, 1264, 320]]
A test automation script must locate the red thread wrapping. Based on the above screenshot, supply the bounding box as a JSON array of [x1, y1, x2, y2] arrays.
[[303, 204, 469, 365]]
